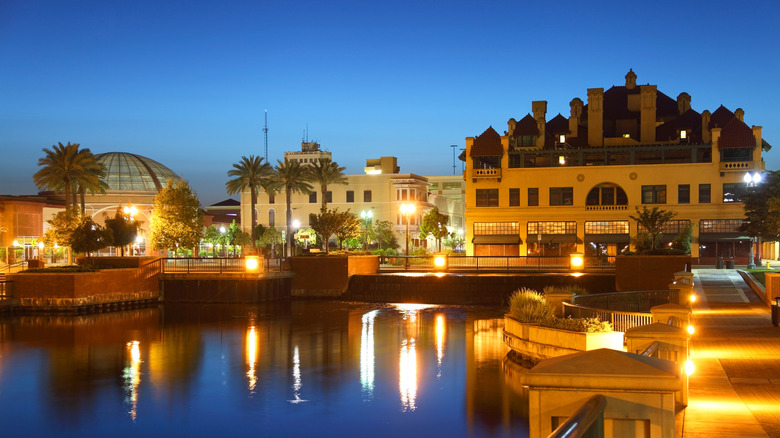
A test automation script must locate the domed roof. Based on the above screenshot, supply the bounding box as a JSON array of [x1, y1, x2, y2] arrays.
[[95, 152, 180, 193]]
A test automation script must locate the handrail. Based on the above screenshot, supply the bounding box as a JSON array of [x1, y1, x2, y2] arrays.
[[640, 341, 659, 357], [548, 394, 606, 438], [572, 289, 679, 313]]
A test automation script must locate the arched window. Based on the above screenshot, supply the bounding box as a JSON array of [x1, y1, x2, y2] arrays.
[[269, 209, 275, 227], [586, 183, 628, 206]]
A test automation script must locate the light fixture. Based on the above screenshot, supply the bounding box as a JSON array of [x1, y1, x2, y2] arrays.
[[245, 255, 260, 273], [623, 133, 630, 138], [680, 130, 687, 139], [433, 254, 447, 271], [569, 253, 584, 271], [685, 359, 695, 376], [558, 134, 565, 144], [558, 155, 566, 165], [687, 325, 695, 335]]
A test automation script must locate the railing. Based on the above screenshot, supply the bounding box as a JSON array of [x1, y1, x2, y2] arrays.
[[548, 394, 606, 438], [472, 168, 502, 178], [159, 257, 288, 274], [572, 289, 679, 313], [563, 302, 653, 333], [378, 255, 615, 271]]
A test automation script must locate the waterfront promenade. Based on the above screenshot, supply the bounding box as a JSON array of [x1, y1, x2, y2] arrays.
[[681, 269, 780, 438]]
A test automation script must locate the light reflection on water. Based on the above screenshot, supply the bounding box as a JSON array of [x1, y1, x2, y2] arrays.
[[0, 300, 530, 437]]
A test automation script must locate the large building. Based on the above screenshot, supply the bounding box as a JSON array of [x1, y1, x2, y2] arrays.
[[239, 149, 465, 251], [463, 70, 771, 263]]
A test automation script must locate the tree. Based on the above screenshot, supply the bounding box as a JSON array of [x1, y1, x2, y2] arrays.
[[309, 158, 348, 213], [70, 216, 113, 256], [104, 208, 142, 256], [34, 142, 106, 211], [203, 225, 225, 256], [74, 148, 109, 214], [443, 232, 465, 252], [740, 170, 780, 242], [42, 208, 82, 262], [335, 211, 361, 250], [671, 222, 693, 254], [270, 160, 313, 257], [629, 206, 677, 251], [225, 155, 272, 253], [149, 179, 204, 256], [372, 220, 399, 250], [309, 210, 343, 254], [419, 206, 449, 252], [258, 227, 284, 258]]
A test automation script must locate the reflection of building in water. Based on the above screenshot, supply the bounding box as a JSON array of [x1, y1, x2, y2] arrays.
[[466, 317, 524, 434], [359, 310, 378, 398], [123, 341, 141, 420]]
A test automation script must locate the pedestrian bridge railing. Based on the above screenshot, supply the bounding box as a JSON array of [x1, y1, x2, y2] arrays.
[[378, 255, 615, 271], [563, 302, 653, 333], [572, 289, 679, 313]]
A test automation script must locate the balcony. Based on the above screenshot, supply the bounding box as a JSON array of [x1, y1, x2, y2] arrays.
[[472, 168, 502, 181], [720, 161, 764, 173]]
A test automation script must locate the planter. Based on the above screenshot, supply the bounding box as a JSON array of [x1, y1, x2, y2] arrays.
[[503, 314, 624, 363]]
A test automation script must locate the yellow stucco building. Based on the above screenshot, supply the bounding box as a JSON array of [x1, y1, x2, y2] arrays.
[[463, 70, 771, 264]]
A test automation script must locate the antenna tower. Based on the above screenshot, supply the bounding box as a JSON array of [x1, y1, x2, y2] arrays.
[[263, 110, 268, 162]]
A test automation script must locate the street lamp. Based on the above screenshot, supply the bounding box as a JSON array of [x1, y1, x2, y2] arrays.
[[744, 171, 762, 269], [400, 203, 416, 270], [360, 210, 373, 250]]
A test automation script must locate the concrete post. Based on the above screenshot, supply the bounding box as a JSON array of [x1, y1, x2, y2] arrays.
[[625, 323, 691, 406], [544, 290, 575, 317], [650, 303, 692, 327]]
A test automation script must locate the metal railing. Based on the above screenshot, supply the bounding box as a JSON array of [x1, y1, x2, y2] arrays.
[[378, 255, 615, 271], [159, 257, 289, 274], [572, 289, 679, 313], [563, 302, 653, 333], [548, 394, 606, 438]]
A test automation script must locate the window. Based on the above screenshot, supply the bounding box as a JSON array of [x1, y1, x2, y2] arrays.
[[509, 188, 520, 206], [639, 220, 691, 234], [474, 222, 520, 235], [585, 221, 629, 234], [585, 184, 627, 206], [678, 184, 690, 204], [723, 183, 744, 203], [528, 221, 577, 234], [528, 188, 539, 206], [309, 192, 317, 203], [700, 219, 743, 233], [721, 148, 752, 162], [476, 189, 499, 207], [346, 191, 354, 203], [364, 190, 372, 202], [549, 187, 573, 206], [641, 185, 667, 204], [269, 210, 275, 227], [269, 194, 275, 204], [519, 135, 537, 147], [699, 184, 711, 204], [326, 191, 332, 203]]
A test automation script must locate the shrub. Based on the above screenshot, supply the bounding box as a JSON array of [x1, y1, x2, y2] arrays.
[[540, 316, 613, 333], [508, 288, 553, 323]]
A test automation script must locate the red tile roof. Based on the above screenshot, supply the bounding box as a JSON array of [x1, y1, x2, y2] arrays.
[[470, 126, 504, 157], [709, 105, 735, 129], [718, 117, 755, 149], [512, 114, 540, 136]]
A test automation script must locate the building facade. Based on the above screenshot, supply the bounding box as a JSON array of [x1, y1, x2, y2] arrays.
[[463, 70, 770, 263]]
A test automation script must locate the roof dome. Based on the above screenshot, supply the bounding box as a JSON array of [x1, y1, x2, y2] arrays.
[[95, 152, 180, 193]]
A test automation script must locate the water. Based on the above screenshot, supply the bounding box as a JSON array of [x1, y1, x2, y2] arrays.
[[0, 300, 530, 437]]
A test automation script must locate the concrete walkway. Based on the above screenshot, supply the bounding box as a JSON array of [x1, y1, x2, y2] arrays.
[[680, 268, 780, 438]]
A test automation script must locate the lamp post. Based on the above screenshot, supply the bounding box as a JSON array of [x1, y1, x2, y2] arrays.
[[360, 210, 373, 250], [292, 219, 300, 256], [400, 203, 416, 270], [744, 172, 762, 269]]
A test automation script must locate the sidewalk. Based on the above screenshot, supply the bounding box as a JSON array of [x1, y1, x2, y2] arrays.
[[680, 268, 780, 438]]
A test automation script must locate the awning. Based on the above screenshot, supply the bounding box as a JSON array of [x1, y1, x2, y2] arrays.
[[699, 233, 752, 242], [472, 235, 523, 245], [585, 234, 630, 244], [528, 234, 582, 244]]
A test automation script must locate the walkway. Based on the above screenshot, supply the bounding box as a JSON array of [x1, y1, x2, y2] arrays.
[[680, 268, 780, 438]]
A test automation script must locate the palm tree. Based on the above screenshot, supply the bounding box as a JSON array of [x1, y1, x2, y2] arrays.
[[75, 148, 108, 214], [310, 158, 348, 213], [271, 160, 313, 257], [34, 142, 101, 211], [225, 155, 273, 252]]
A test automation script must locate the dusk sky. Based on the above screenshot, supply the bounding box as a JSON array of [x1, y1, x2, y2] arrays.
[[2, 0, 779, 206]]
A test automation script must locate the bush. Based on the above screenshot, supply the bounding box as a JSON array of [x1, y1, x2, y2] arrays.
[[508, 288, 554, 323], [540, 316, 613, 333]]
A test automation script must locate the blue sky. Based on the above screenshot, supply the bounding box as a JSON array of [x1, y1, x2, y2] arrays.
[[2, 0, 779, 206]]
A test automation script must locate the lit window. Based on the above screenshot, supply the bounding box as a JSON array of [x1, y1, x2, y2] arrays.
[[680, 130, 687, 139], [559, 134, 565, 144]]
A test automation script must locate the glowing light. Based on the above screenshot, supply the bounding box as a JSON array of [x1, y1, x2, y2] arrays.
[[292, 219, 301, 229], [685, 359, 695, 376], [246, 326, 258, 392], [392, 303, 433, 323], [360, 310, 378, 397], [688, 325, 695, 335], [558, 155, 565, 165], [570, 253, 584, 271], [12, 240, 19, 247], [245, 255, 260, 273], [433, 255, 447, 270], [435, 314, 445, 377], [399, 338, 417, 411], [366, 169, 382, 175], [123, 341, 141, 420], [690, 294, 697, 303], [559, 134, 566, 144], [135, 235, 143, 244], [680, 130, 687, 139], [37, 241, 44, 249]]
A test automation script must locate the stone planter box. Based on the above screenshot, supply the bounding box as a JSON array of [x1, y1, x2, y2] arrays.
[[503, 314, 624, 363]]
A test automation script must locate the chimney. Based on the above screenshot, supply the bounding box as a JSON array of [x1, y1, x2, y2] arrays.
[[532, 101, 547, 148], [569, 98, 583, 138], [625, 69, 637, 90], [587, 88, 604, 146], [752, 126, 762, 162], [735, 108, 744, 122], [507, 118, 517, 136], [640, 85, 657, 143], [677, 92, 691, 115], [701, 110, 711, 144]]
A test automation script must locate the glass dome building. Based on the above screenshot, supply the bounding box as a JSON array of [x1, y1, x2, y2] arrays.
[[95, 152, 180, 193]]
